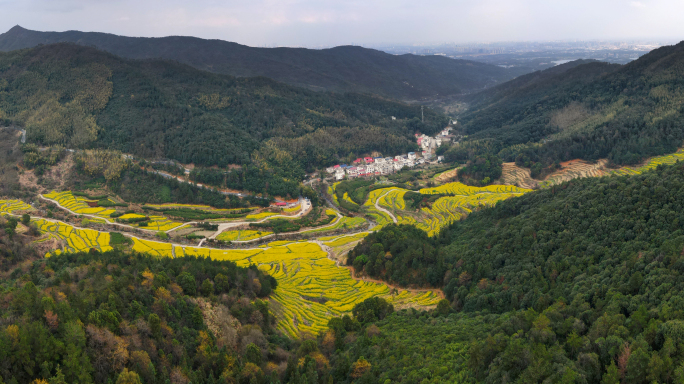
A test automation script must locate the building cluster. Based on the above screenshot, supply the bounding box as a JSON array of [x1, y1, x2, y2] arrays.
[[326, 128, 454, 181]]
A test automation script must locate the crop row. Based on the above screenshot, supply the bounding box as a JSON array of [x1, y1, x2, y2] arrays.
[[0, 200, 32, 215], [216, 230, 273, 242], [612, 150, 684, 176], [34, 218, 113, 256], [419, 182, 531, 196], [246, 212, 279, 220], [44, 191, 116, 219], [417, 193, 521, 236]]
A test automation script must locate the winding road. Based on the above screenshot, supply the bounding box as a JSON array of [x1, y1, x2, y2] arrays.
[[374, 190, 398, 224]]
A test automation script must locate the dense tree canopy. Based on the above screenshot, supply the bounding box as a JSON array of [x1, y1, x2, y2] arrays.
[[347, 162, 684, 382]]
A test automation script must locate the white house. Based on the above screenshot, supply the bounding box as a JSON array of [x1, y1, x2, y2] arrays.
[[407, 152, 416, 160]]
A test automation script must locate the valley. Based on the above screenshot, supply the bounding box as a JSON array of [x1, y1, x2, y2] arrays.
[[1, 29, 684, 383]]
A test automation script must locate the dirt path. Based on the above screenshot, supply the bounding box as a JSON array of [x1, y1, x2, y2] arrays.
[[374, 190, 398, 224]]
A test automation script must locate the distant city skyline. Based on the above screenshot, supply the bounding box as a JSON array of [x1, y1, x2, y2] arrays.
[[2, 0, 683, 48]]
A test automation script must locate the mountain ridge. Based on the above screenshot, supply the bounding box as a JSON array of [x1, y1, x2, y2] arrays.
[[0, 25, 530, 100]]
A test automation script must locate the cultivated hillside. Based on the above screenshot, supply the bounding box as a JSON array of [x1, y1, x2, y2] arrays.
[[0, 43, 448, 172], [0, 25, 529, 100]]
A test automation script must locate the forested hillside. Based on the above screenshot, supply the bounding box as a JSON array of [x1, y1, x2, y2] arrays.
[[0, 43, 448, 172], [0, 236, 292, 384], [0, 26, 529, 100], [450, 40, 684, 171], [345, 162, 684, 382]]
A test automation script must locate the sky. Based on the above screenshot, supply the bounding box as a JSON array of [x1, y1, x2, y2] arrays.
[[1, 0, 683, 47]]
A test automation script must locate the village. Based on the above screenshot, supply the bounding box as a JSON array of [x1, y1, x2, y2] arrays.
[[325, 127, 455, 180]]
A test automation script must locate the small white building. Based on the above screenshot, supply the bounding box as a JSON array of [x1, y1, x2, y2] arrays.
[[407, 152, 416, 160]]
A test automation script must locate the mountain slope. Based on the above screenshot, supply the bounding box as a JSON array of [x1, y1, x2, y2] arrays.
[[453, 41, 684, 168], [0, 25, 529, 100], [0, 43, 447, 170], [340, 162, 684, 382]]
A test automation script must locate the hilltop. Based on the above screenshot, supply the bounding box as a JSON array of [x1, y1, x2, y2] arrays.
[[0, 25, 530, 100]]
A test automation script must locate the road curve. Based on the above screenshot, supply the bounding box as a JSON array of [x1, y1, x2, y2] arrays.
[[374, 190, 398, 224]]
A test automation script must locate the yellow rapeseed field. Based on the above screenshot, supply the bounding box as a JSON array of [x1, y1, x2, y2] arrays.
[[216, 230, 273, 242], [43, 191, 116, 219]]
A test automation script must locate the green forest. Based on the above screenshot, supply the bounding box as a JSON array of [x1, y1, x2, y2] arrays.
[[0, 43, 447, 174], [450, 41, 684, 171], [346, 161, 684, 382]]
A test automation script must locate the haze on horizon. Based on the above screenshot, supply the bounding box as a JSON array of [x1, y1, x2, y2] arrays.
[[1, 0, 683, 48]]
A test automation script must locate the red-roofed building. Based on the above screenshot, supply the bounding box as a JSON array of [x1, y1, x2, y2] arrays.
[[353, 158, 362, 164], [364, 157, 374, 163], [275, 202, 287, 206]]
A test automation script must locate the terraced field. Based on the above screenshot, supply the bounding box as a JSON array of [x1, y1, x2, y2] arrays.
[[300, 216, 366, 234], [540, 159, 609, 188], [246, 212, 279, 220], [419, 182, 529, 195], [19, 212, 441, 338], [321, 232, 369, 248], [417, 193, 522, 236], [500, 153, 678, 190], [500, 163, 539, 189], [612, 149, 684, 176], [432, 167, 460, 184], [42, 192, 184, 231], [283, 204, 301, 214], [166, 240, 442, 337], [131, 238, 174, 258], [216, 230, 273, 242], [34, 219, 113, 256], [43, 191, 116, 219], [138, 216, 185, 231], [363, 188, 402, 228], [366, 183, 530, 237], [0, 200, 33, 215]]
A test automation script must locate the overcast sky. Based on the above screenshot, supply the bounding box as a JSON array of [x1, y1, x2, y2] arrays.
[[1, 0, 682, 47]]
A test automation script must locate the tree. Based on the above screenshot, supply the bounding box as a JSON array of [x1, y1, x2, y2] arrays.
[[148, 314, 161, 339], [601, 361, 620, 384], [625, 347, 650, 384], [116, 369, 142, 384], [201, 279, 214, 296], [351, 357, 371, 379], [176, 272, 197, 295], [436, 299, 451, 316], [244, 343, 262, 366]]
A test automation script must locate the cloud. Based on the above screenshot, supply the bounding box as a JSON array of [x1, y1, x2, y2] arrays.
[[0, 0, 682, 46]]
